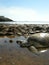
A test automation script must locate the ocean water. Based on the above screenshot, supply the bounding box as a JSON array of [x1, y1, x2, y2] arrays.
[[0, 21, 49, 24]]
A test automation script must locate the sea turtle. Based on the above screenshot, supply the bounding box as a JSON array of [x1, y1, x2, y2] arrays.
[[16, 33, 49, 55]]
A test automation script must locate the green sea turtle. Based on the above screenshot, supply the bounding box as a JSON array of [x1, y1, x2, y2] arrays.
[[16, 33, 49, 55]]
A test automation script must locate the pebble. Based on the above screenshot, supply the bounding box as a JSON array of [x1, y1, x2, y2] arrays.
[[0, 57, 2, 60]]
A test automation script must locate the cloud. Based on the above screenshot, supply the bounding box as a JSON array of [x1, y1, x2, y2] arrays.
[[0, 7, 49, 22], [0, 7, 39, 21]]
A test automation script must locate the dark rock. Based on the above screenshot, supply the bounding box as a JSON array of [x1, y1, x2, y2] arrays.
[[46, 27, 49, 32], [0, 16, 13, 21], [9, 40, 13, 43], [0, 24, 49, 37]]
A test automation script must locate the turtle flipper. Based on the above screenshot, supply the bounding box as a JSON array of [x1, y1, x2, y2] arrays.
[[28, 46, 39, 55]]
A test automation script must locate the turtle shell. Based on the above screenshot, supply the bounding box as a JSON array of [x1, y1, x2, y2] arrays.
[[17, 33, 49, 54], [27, 33, 49, 47]]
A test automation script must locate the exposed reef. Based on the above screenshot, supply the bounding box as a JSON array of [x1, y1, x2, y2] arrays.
[[0, 24, 49, 37]]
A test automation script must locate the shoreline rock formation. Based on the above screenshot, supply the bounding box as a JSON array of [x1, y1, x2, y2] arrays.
[[0, 24, 49, 37]]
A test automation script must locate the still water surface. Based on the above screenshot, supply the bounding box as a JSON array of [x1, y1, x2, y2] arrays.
[[0, 36, 49, 65]]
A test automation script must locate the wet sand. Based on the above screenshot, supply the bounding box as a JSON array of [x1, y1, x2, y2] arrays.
[[0, 36, 49, 65]]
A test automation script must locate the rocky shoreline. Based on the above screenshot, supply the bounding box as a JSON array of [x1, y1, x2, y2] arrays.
[[0, 24, 49, 37], [0, 24, 49, 65]]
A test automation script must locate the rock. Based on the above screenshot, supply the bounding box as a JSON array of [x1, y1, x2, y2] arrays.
[[46, 27, 49, 32], [0, 24, 49, 37], [0, 16, 13, 21], [29, 29, 35, 34], [16, 32, 22, 36], [9, 40, 13, 43], [5, 32, 14, 35], [0, 57, 2, 60]]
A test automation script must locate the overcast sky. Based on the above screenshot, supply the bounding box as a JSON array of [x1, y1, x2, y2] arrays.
[[0, 0, 49, 23]]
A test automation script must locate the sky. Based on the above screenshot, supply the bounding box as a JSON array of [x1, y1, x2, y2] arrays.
[[0, 0, 49, 23]]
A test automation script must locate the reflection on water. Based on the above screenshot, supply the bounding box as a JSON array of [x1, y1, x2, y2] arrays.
[[0, 36, 26, 49], [0, 36, 49, 65]]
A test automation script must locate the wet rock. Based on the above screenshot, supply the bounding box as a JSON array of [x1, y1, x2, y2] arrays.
[[33, 26, 44, 32], [0, 57, 2, 60], [11, 62, 15, 65], [46, 27, 49, 32], [0, 24, 49, 37], [16, 32, 22, 36], [5, 32, 14, 36], [9, 40, 13, 43], [29, 29, 35, 34]]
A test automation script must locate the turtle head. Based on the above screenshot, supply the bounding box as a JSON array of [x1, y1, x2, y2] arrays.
[[16, 40, 28, 47], [16, 40, 22, 45]]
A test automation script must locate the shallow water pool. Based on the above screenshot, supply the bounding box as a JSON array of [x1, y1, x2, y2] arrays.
[[0, 36, 49, 65]]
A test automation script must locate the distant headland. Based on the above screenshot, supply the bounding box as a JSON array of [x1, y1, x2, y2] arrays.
[[0, 16, 13, 21]]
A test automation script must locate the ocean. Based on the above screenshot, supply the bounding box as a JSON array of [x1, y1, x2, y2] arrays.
[[0, 21, 49, 24]]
